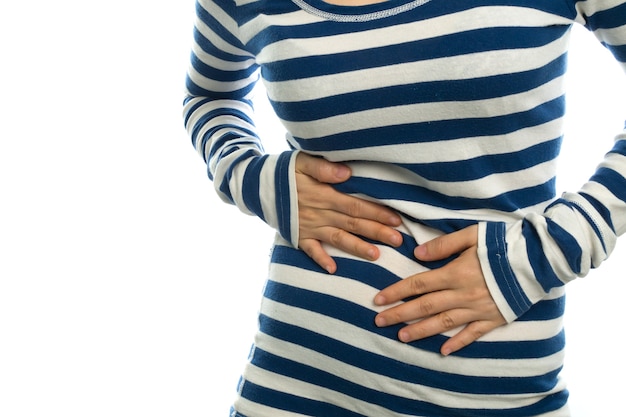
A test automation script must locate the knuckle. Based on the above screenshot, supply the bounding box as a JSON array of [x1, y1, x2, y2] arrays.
[[433, 238, 446, 255], [419, 299, 435, 316], [329, 229, 347, 246], [298, 207, 317, 223], [439, 312, 457, 330], [318, 161, 332, 180], [347, 199, 364, 218], [470, 327, 486, 340], [345, 216, 361, 232], [408, 277, 428, 294], [463, 323, 487, 344]]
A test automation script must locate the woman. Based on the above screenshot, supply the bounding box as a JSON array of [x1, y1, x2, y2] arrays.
[[182, 0, 626, 415]]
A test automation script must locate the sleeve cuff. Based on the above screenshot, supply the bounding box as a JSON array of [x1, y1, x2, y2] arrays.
[[477, 221, 532, 323], [274, 150, 300, 248]]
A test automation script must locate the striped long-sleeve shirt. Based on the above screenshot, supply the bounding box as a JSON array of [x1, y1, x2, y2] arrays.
[[183, 0, 626, 415]]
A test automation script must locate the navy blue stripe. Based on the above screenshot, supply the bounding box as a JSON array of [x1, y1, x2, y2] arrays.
[[546, 218, 583, 275], [218, 148, 258, 203], [271, 54, 567, 122], [192, 28, 251, 64], [191, 107, 256, 150], [208, 134, 259, 164], [580, 192, 615, 233], [485, 222, 532, 317], [183, 96, 210, 129], [184, 97, 255, 136], [195, 1, 247, 50], [240, 377, 365, 416], [566, 200, 607, 254], [271, 245, 406, 288], [604, 43, 626, 63], [333, 176, 556, 213], [245, 0, 576, 55], [205, 136, 261, 180], [190, 53, 257, 84], [263, 279, 564, 359], [399, 137, 562, 182], [262, 26, 566, 82], [360, 232, 457, 270], [242, 155, 268, 222], [274, 151, 294, 243], [522, 220, 566, 293], [543, 195, 612, 254], [272, 242, 453, 285], [185, 76, 257, 100], [585, 1, 626, 30], [234, 0, 303, 28], [240, 374, 567, 417], [292, 96, 565, 151], [517, 296, 566, 321], [271, 243, 565, 321], [248, 348, 564, 416], [609, 137, 626, 157], [257, 312, 564, 390], [590, 166, 626, 203]]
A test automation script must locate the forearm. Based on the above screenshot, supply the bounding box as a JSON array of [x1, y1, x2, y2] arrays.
[[182, 0, 301, 245], [479, 137, 626, 322]]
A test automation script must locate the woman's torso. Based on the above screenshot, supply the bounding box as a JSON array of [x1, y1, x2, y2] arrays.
[[231, 0, 575, 415]]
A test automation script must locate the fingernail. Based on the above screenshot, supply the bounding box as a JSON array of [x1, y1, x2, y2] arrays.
[[390, 234, 402, 246], [334, 165, 350, 179], [375, 315, 386, 327], [367, 248, 377, 260], [374, 294, 385, 305], [415, 245, 427, 259], [441, 348, 452, 357], [398, 330, 410, 343]]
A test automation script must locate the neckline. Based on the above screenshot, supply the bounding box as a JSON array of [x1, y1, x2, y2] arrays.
[[291, 0, 433, 22]]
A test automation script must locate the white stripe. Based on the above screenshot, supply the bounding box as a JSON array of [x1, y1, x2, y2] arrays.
[[278, 73, 565, 142], [293, 118, 564, 164], [255, 6, 570, 63]]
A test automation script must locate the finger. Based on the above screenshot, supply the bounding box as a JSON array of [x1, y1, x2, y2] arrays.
[[296, 153, 351, 184], [439, 320, 500, 356], [318, 226, 381, 261], [299, 238, 338, 274], [374, 269, 442, 306], [298, 183, 401, 229], [296, 154, 402, 228], [298, 208, 384, 259], [374, 290, 456, 327], [327, 211, 402, 247], [414, 225, 478, 261], [395, 309, 474, 344], [329, 192, 402, 228]]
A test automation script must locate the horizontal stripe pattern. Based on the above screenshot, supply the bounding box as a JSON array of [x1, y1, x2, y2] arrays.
[[183, 0, 626, 415]]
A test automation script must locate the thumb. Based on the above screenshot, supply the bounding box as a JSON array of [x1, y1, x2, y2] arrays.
[[296, 152, 351, 184], [414, 225, 478, 261]]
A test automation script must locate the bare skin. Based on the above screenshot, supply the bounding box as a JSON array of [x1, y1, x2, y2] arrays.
[[295, 152, 403, 274], [374, 226, 506, 356], [294, 153, 506, 355]]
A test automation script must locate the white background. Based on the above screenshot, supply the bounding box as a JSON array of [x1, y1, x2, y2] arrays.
[[1, 1, 625, 416]]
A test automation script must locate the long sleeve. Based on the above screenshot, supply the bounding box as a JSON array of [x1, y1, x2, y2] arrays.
[[183, 0, 299, 245], [479, 0, 626, 322]]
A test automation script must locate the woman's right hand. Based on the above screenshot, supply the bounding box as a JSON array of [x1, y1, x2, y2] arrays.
[[295, 153, 403, 274]]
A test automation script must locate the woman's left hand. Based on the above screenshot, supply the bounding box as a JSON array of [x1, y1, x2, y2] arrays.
[[374, 225, 506, 356]]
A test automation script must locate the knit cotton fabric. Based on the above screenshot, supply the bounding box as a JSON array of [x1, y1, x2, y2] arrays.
[[183, 0, 626, 415]]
